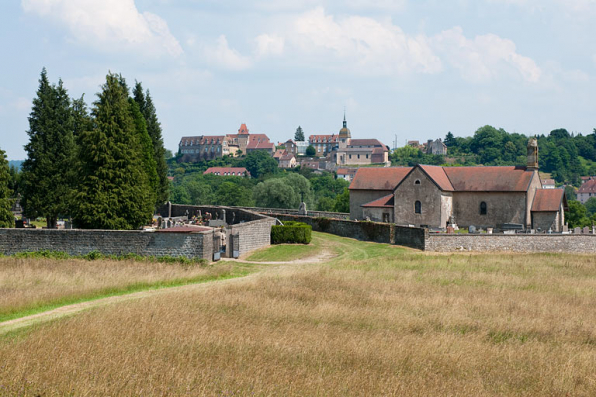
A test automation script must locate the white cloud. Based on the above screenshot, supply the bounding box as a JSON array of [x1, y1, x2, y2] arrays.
[[488, 0, 596, 12], [432, 27, 541, 83], [204, 35, 252, 71], [255, 34, 285, 57], [286, 7, 442, 75], [21, 0, 183, 57]]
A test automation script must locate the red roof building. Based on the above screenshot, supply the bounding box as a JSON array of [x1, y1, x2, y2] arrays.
[[578, 179, 596, 204], [203, 167, 250, 177]]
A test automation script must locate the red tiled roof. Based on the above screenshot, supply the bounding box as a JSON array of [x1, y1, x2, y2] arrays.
[[280, 153, 295, 161], [349, 139, 386, 147], [238, 123, 249, 135], [362, 194, 394, 208], [419, 165, 454, 191], [157, 226, 212, 233], [273, 149, 286, 159], [247, 141, 275, 150], [443, 166, 534, 192], [349, 167, 412, 191], [532, 189, 566, 212], [541, 179, 555, 185], [309, 135, 338, 143], [337, 168, 358, 176], [204, 167, 250, 176], [578, 179, 596, 193]]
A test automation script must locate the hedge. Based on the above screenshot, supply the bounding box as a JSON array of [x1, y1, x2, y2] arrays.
[[271, 221, 312, 244]]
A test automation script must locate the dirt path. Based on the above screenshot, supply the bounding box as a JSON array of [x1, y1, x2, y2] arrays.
[[0, 246, 336, 336]]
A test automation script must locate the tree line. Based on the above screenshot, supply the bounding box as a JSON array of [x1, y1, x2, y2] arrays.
[[2, 69, 169, 229], [392, 125, 596, 187], [169, 153, 349, 213]]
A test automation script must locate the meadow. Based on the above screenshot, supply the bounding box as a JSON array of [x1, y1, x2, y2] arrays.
[[1, 232, 595, 395]]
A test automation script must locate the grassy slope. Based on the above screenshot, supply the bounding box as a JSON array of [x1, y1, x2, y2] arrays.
[[0, 257, 264, 323], [1, 234, 596, 395]]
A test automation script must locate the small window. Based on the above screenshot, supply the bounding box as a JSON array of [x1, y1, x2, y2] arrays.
[[480, 202, 487, 215], [415, 201, 421, 214], [415, 180, 421, 185]]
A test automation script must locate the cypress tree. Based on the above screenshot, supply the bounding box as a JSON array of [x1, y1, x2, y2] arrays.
[[129, 97, 158, 208], [72, 72, 153, 230], [21, 68, 75, 228], [0, 147, 15, 228], [133, 82, 169, 206]]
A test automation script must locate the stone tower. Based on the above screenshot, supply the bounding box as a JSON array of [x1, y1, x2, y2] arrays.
[[527, 137, 538, 170]]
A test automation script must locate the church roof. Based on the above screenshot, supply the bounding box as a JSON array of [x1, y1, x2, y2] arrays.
[[442, 166, 534, 192], [419, 165, 454, 191], [361, 194, 394, 208], [349, 167, 412, 191], [204, 167, 250, 176], [532, 189, 567, 212], [348, 139, 386, 148]]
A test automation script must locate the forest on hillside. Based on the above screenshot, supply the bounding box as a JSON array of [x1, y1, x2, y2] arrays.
[[391, 126, 596, 187]]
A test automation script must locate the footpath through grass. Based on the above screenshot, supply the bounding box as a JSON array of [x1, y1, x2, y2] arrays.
[[0, 257, 265, 324], [1, 233, 596, 395]]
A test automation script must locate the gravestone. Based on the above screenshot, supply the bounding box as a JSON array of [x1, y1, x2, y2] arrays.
[[447, 226, 454, 234], [468, 225, 476, 234], [583, 226, 590, 234], [563, 224, 568, 233], [574, 227, 581, 234]]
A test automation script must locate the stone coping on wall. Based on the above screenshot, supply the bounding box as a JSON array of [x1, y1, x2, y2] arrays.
[[426, 233, 596, 253]]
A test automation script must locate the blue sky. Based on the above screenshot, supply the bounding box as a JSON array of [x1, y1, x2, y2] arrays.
[[1, 0, 595, 159]]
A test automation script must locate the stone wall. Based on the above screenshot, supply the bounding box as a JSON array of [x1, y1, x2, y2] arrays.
[[273, 214, 427, 250], [350, 190, 394, 220], [426, 234, 596, 253], [156, 204, 277, 257], [0, 229, 213, 259], [394, 167, 445, 228]]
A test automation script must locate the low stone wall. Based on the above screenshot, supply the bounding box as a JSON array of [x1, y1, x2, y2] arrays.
[[233, 206, 350, 220], [0, 229, 213, 259], [272, 214, 427, 250], [426, 234, 596, 253], [156, 204, 277, 257]]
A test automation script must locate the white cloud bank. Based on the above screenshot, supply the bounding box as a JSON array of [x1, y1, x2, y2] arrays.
[[240, 8, 542, 83], [21, 0, 183, 57]]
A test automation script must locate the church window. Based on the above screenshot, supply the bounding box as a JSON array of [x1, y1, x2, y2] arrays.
[[415, 201, 421, 214], [415, 180, 421, 185], [480, 202, 487, 215], [357, 154, 360, 159]]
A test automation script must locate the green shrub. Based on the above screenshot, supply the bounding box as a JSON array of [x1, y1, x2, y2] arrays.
[[271, 222, 312, 244]]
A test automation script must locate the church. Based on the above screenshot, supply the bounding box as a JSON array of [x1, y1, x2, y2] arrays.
[[350, 138, 568, 232]]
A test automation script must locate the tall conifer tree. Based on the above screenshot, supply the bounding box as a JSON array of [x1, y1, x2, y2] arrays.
[[133, 82, 169, 205], [72, 72, 153, 229], [0, 147, 15, 228], [21, 68, 75, 228]]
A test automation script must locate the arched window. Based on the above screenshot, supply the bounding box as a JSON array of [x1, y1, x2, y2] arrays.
[[480, 201, 487, 215], [415, 201, 421, 214], [415, 180, 421, 185]]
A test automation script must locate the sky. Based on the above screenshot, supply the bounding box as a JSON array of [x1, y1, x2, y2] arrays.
[[1, 0, 596, 160]]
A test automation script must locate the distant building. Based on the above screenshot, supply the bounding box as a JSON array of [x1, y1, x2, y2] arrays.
[[351, 139, 567, 232], [541, 179, 556, 189], [279, 153, 297, 169], [308, 134, 338, 156], [179, 124, 274, 162], [426, 139, 447, 156], [284, 140, 309, 156], [203, 167, 250, 177], [578, 179, 596, 204], [336, 168, 358, 182]]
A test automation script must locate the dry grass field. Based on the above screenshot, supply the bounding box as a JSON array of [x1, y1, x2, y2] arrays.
[[0, 256, 256, 322], [1, 233, 596, 396]]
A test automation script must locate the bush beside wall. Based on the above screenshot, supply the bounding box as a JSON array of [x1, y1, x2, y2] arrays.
[[271, 222, 312, 244]]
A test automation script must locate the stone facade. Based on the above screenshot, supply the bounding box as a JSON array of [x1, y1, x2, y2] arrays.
[[394, 167, 451, 228], [350, 190, 394, 221], [0, 229, 213, 259], [532, 210, 562, 232], [426, 234, 596, 253]]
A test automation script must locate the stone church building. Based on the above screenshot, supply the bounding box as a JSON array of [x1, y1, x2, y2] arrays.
[[350, 139, 568, 232]]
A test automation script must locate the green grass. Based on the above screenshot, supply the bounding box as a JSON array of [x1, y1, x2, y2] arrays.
[[246, 233, 323, 262], [0, 260, 263, 324]]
